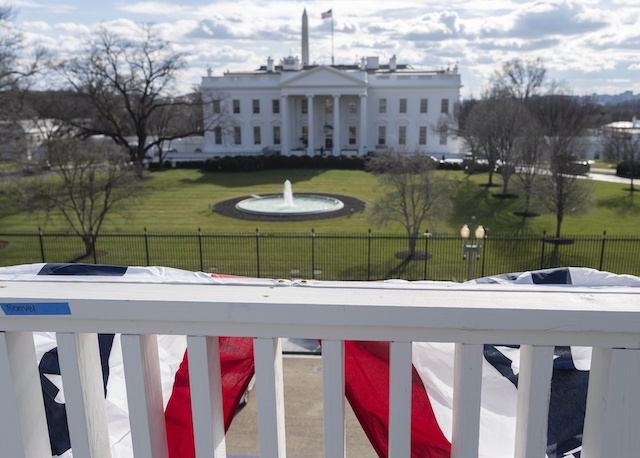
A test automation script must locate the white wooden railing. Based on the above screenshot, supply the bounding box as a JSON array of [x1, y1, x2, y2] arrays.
[[1, 277, 640, 457]]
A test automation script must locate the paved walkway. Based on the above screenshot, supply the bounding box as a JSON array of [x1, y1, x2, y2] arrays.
[[225, 355, 378, 458]]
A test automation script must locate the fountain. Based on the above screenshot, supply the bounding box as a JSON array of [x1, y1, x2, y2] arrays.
[[235, 180, 344, 216]]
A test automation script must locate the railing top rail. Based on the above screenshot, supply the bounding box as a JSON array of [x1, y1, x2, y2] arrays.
[[1, 278, 639, 347]]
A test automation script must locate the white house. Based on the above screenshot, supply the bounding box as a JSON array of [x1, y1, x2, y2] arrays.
[[195, 11, 462, 160]]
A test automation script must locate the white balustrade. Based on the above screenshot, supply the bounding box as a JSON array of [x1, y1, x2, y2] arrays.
[[0, 279, 639, 457]]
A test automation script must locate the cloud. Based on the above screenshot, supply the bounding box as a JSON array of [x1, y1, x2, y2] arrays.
[[117, 2, 186, 17], [629, 63, 640, 70], [477, 0, 608, 40]]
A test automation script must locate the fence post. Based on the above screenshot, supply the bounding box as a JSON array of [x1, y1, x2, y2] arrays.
[[540, 230, 546, 270], [255, 228, 260, 278], [367, 229, 372, 281], [481, 231, 487, 278], [144, 227, 150, 266], [423, 229, 429, 280], [599, 230, 607, 271], [38, 226, 45, 263], [92, 234, 97, 264], [311, 228, 316, 279], [198, 228, 204, 272]]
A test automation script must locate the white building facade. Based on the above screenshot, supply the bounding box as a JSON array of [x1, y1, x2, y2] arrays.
[[199, 55, 462, 158]]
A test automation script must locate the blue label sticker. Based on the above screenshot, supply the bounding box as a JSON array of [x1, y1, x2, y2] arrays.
[[1, 302, 71, 315]]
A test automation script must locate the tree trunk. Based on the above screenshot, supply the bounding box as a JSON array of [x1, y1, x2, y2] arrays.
[[82, 234, 95, 259], [555, 214, 563, 239], [407, 234, 417, 259]]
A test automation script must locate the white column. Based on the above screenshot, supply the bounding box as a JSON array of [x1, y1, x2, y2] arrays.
[[359, 94, 368, 156], [333, 94, 341, 156], [307, 95, 314, 156], [280, 95, 289, 156]]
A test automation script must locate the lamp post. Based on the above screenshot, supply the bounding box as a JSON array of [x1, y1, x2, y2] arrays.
[[461, 224, 485, 281]]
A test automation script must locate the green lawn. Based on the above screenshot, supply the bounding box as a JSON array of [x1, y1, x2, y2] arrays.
[[1, 167, 639, 236]]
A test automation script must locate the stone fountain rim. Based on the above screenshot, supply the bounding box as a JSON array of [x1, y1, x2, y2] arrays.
[[212, 193, 366, 222], [235, 193, 345, 216]]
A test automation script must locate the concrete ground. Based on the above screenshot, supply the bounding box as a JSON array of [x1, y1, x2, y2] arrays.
[[224, 355, 378, 458]]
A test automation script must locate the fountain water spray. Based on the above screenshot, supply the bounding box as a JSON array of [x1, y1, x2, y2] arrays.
[[283, 180, 294, 207]]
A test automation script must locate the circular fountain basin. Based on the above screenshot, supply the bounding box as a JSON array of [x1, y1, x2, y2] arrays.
[[235, 194, 344, 216]]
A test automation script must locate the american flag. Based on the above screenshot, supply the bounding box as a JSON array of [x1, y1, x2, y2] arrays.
[[321, 9, 332, 19]]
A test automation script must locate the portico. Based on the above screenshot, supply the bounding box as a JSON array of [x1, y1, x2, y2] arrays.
[[279, 66, 368, 157]]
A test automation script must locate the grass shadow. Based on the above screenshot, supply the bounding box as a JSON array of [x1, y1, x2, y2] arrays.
[[449, 179, 540, 236], [175, 169, 327, 188], [597, 193, 640, 215]]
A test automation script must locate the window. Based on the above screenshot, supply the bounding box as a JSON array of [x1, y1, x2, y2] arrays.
[[378, 126, 386, 145], [273, 126, 281, 145], [349, 126, 357, 145], [348, 101, 357, 114], [398, 126, 406, 145], [399, 98, 407, 114], [325, 97, 333, 114], [252, 99, 260, 114], [379, 98, 387, 114], [253, 126, 261, 145], [214, 126, 222, 145], [301, 98, 308, 114], [233, 99, 240, 114], [439, 126, 447, 145], [420, 98, 428, 113], [272, 99, 280, 114], [441, 98, 449, 114], [234, 126, 241, 145], [301, 126, 308, 146], [213, 100, 221, 114], [419, 126, 427, 145]]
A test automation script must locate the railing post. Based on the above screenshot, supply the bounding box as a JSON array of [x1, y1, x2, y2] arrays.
[[451, 343, 483, 458], [583, 347, 640, 457], [322, 340, 345, 457], [121, 334, 168, 458], [38, 226, 45, 263], [389, 341, 412, 458], [0, 332, 51, 457], [198, 228, 204, 272], [255, 228, 261, 278], [514, 345, 554, 458], [599, 230, 607, 271], [187, 336, 226, 458], [56, 332, 110, 457], [144, 227, 150, 266], [254, 338, 286, 457]]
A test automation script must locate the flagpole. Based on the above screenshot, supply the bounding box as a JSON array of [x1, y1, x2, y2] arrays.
[[331, 15, 334, 65]]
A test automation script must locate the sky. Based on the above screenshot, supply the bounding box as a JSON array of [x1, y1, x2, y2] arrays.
[[5, 0, 640, 99]]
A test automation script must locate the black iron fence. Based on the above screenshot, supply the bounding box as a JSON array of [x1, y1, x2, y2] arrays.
[[0, 229, 638, 281]]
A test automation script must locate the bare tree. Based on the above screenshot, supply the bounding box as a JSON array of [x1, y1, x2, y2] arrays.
[[6, 138, 142, 259], [601, 122, 640, 192], [513, 119, 547, 216], [490, 58, 546, 101], [0, 6, 47, 157], [367, 150, 451, 259], [463, 96, 529, 191], [58, 25, 222, 178], [529, 93, 600, 239]]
